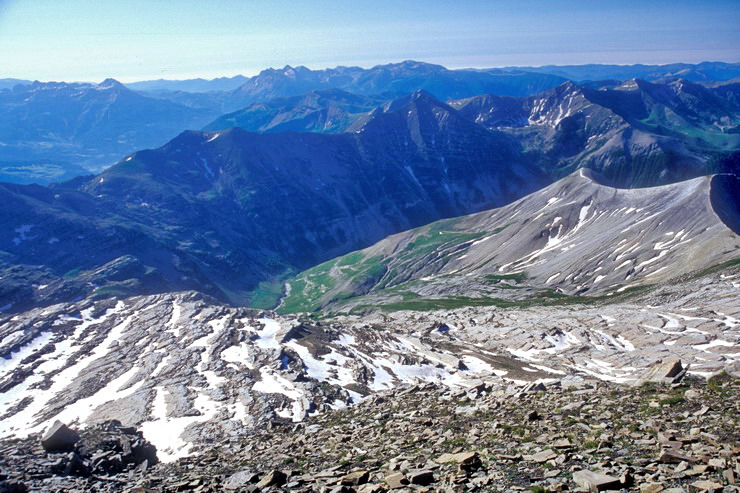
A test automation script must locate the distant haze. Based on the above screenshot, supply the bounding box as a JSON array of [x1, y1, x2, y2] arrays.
[[0, 0, 738, 82]]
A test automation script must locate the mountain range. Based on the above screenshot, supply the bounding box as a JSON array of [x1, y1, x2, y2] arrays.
[[0, 79, 218, 179], [3, 61, 738, 186], [451, 78, 740, 186], [203, 89, 389, 134], [205, 78, 739, 187], [117, 61, 740, 96], [499, 61, 740, 83], [0, 74, 737, 313], [0, 90, 548, 313], [125, 75, 249, 93], [0, 60, 738, 487]]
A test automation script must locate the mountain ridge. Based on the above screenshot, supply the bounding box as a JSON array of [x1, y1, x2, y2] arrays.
[[276, 169, 740, 313], [0, 91, 548, 313]]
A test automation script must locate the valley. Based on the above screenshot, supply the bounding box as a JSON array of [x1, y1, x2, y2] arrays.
[[0, 58, 738, 493]]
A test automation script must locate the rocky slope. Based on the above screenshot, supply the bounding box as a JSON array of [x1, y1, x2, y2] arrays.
[[0, 263, 737, 471], [1, 365, 737, 492], [451, 79, 740, 187], [276, 170, 739, 313], [0, 90, 547, 312]]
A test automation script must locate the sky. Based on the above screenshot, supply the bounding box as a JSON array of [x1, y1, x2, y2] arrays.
[[0, 0, 738, 82]]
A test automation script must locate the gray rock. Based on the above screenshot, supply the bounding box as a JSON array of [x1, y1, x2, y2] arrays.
[[572, 470, 622, 491], [341, 470, 370, 486], [40, 421, 79, 452], [659, 449, 696, 464], [256, 470, 286, 489], [224, 470, 259, 490], [385, 472, 408, 489], [408, 470, 435, 485], [636, 360, 685, 385]]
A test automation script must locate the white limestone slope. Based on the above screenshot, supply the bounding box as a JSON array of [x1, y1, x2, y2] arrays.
[[346, 169, 739, 299]]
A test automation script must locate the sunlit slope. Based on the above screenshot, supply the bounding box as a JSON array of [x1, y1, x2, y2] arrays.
[[279, 170, 739, 313]]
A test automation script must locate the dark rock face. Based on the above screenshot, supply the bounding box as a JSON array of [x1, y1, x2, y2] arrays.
[[40, 421, 79, 452]]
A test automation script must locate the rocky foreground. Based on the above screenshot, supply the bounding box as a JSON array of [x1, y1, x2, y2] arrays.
[[0, 369, 737, 492]]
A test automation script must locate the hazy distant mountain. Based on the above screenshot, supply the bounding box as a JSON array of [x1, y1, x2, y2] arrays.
[[0, 90, 548, 312], [104, 60, 566, 124], [277, 170, 740, 313], [228, 61, 568, 104], [125, 75, 249, 93], [501, 61, 740, 83], [451, 78, 740, 186], [204, 89, 389, 133], [0, 78, 31, 90], [0, 79, 219, 178]]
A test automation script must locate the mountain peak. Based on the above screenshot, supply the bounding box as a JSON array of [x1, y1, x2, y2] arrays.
[[556, 80, 583, 94], [97, 78, 125, 90], [378, 88, 445, 114]]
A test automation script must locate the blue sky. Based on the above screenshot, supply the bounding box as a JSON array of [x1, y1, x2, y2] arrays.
[[0, 0, 738, 82]]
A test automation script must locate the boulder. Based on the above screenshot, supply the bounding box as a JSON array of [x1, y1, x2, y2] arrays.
[[524, 449, 557, 463], [408, 470, 434, 485], [223, 470, 259, 490], [659, 449, 695, 464], [341, 470, 370, 486], [636, 360, 686, 385], [639, 484, 665, 493], [572, 470, 621, 491], [357, 485, 386, 493], [256, 470, 286, 489], [40, 421, 79, 452], [436, 451, 482, 473], [385, 472, 408, 489], [689, 480, 724, 492]]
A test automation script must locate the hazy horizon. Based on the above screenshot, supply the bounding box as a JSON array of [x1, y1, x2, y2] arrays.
[[5, 58, 740, 85], [1, 0, 738, 83]]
